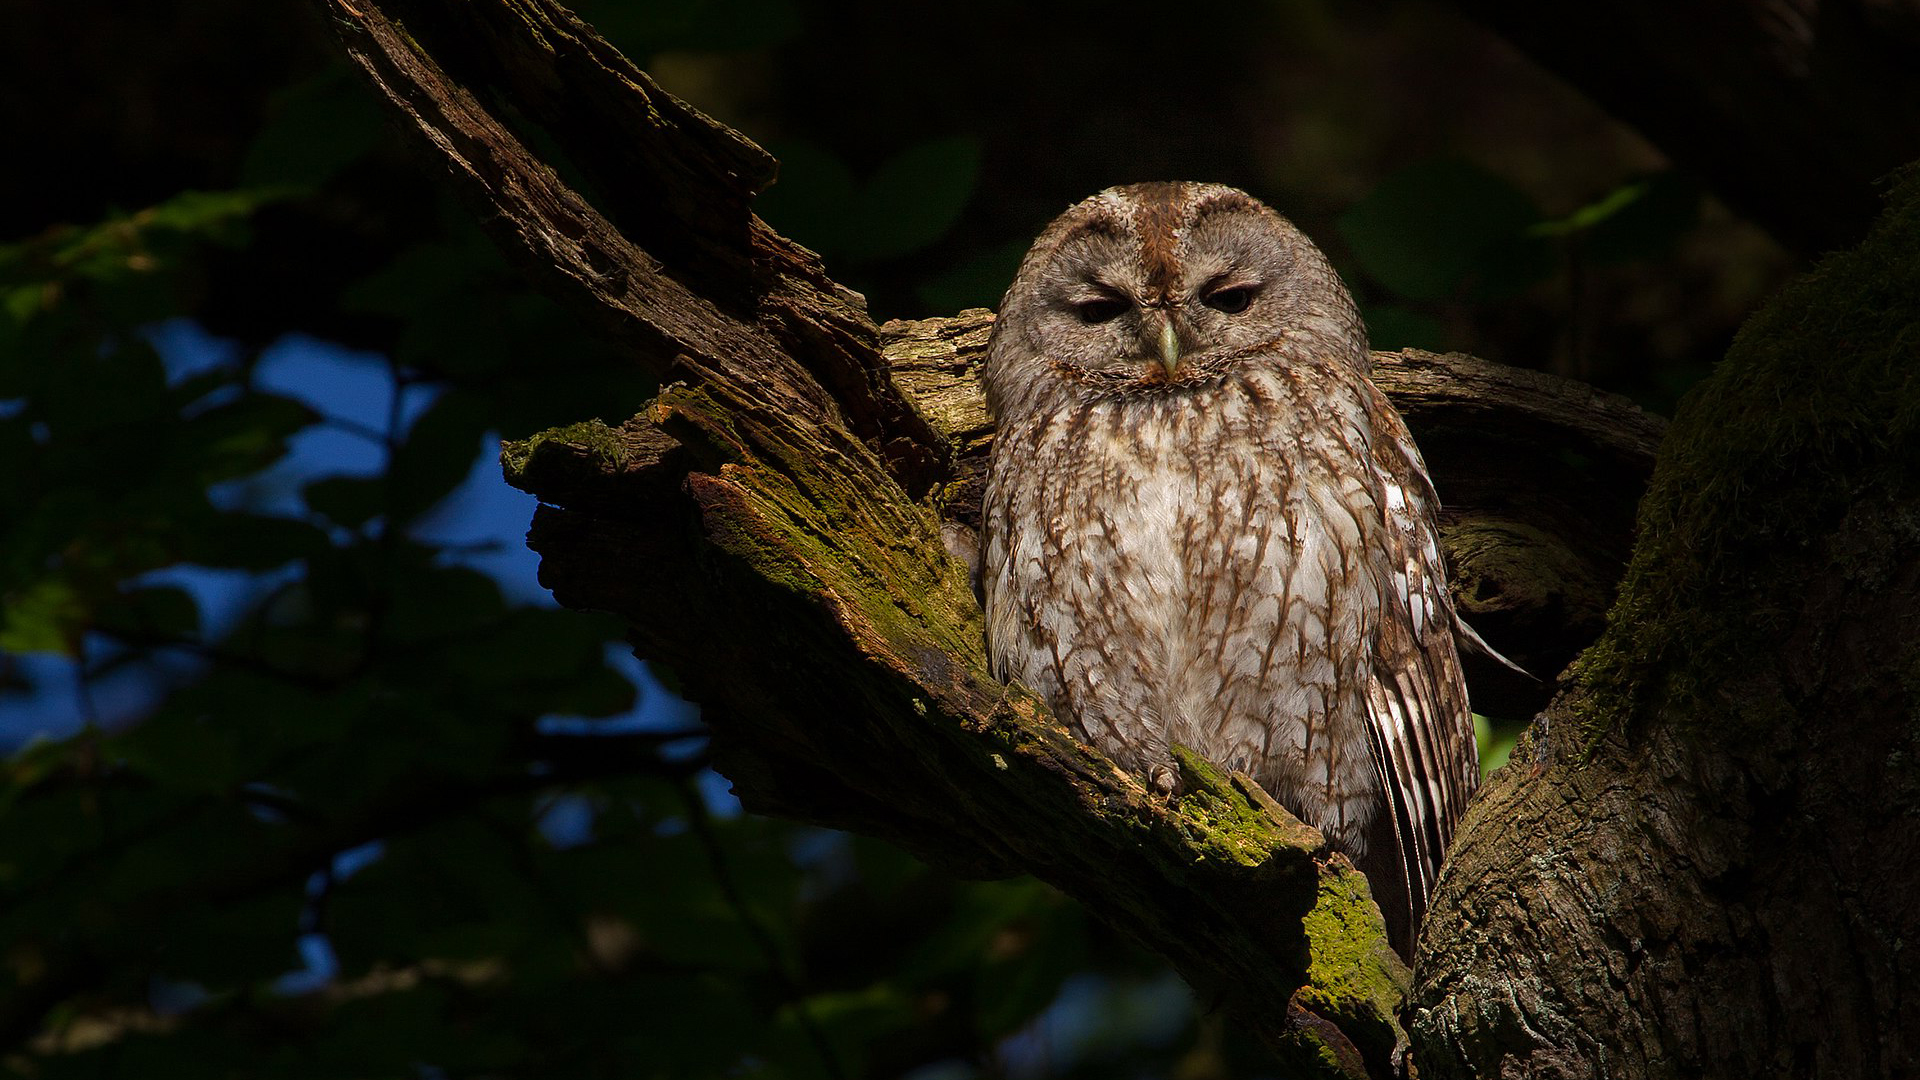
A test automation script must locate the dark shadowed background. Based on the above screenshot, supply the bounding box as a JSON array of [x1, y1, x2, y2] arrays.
[[0, 0, 1855, 1075]]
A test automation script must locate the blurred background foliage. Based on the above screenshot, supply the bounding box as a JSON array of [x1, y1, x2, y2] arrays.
[[0, 0, 1809, 1076]]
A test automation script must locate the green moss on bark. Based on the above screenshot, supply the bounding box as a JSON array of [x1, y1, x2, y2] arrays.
[[1170, 745, 1325, 865], [1576, 166, 1920, 738], [1294, 862, 1414, 1065], [498, 418, 624, 481], [1299, 867, 1411, 1010], [1167, 746, 1410, 1070]]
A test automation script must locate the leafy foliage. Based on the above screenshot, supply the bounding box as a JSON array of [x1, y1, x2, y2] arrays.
[[756, 134, 991, 306], [1338, 159, 1703, 356]]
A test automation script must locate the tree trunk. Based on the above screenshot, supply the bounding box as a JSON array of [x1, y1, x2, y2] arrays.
[[317, 1, 1920, 1076], [1412, 167, 1920, 1077]]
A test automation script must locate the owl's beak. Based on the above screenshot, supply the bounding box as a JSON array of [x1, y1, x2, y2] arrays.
[[1147, 311, 1182, 376]]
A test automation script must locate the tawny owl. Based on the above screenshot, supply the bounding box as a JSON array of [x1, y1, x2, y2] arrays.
[[979, 181, 1479, 958]]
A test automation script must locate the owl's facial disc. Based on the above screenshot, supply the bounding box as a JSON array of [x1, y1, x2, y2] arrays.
[[983, 183, 1371, 418]]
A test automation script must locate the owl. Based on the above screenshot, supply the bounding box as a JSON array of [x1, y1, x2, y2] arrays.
[[978, 181, 1479, 958]]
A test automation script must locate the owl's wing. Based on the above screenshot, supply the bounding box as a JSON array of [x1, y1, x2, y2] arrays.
[[1355, 385, 1480, 957]]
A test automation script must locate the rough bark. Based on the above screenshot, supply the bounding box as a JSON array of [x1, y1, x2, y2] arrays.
[[1443, 0, 1920, 253], [308, 2, 1920, 1078], [1412, 170, 1920, 1077]]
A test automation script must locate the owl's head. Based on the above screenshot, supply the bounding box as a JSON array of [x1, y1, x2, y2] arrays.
[[981, 182, 1366, 418]]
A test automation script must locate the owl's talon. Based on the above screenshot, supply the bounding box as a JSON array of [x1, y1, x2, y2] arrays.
[[1148, 764, 1178, 797]]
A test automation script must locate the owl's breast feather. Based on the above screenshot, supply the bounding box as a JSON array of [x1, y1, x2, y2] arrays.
[[981, 379, 1384, 845]]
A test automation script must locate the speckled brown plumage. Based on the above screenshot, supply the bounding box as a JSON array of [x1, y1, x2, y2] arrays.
[[979, 182, 1479, 957]]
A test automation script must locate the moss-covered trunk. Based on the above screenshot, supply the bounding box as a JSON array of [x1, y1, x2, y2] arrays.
[[1412, 169, 1920, 1077]]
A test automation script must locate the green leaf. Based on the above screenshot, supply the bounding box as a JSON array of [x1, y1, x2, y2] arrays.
[[600, 972, 772, 1074], [140, 189, 292, 239], [114, 710, 241, 795], [435, 606, 636, 716], [154, 887, 306, 985], [329, 820, 540, 969], [843, 136, 983, 262], [1528, 173, 1702, 265], [378, 562, 506, 646], [339, 240, 484, 318], [755, 141, 859, 258], [973, 906, 1086, 1037], [1469, 231, 1558, 300], [1585, 173, 1702, 264], [0, 578, 86, 654], [38, 338, 171, 435], [1359, 303, 1447, 352], [95, 584, 202, 641], [916, 237, 1029, 314], [240, 65, 386, 189], [773, 984, 916, 1078], [545, 663, 639, 717], [186, 513, 331, 570], [3, 283, 45, 325], [1475, 712, 1518, 775], [389, 391, 491, 524], [0, 416, 37, 511], [184, 392, 321, 483], [304, 474, 383, 528], [758, 136, 982, 264], [1338, 159, 1543, 301], [1530, 180, 1651, 237]]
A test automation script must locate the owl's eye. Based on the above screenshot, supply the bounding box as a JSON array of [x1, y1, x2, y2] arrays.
[[1203, 286, 1256, 314], [1075, 297, 1131, 324]]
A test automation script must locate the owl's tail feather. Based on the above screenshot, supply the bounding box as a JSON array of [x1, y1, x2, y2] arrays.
[[1356, 805, 1418, 963], [1455, 617, 1537, 682], [1357, 680, 1434, 962]]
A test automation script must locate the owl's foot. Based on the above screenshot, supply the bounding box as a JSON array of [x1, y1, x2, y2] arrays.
[[1147, 762, 1179, 797]]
